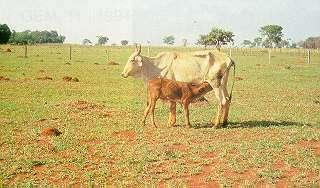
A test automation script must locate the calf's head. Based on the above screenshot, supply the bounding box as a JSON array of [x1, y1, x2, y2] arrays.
[[121, 45, 143, 78], [190, 82, 213, 96]]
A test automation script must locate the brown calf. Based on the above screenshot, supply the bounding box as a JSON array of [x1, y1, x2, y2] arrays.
[[142, 78, 213, 128]]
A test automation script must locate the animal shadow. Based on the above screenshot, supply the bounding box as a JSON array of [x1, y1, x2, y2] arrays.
[[227, 120, 312, 129]]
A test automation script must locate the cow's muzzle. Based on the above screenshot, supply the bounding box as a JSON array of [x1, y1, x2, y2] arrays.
[[121, 73, 128, 78]]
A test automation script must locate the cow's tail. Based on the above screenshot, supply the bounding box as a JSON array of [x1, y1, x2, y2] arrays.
[[226, 59, 236, 100]]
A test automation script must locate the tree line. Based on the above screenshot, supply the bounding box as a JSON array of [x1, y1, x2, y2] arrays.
[[0, 24, 65, 45], [0, 23, 319, 48]]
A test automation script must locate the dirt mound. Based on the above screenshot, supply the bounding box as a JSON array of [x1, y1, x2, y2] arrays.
[[66, 100, 118, 118], [6, 48, 11, 52], [69, 100, 104, 111], [0, 76, 10, 81], [63, 76, 79, 82], [235, 76, 244, 81], [107, 61, 119, 65], [40, 128, 62, 137], [37, 76, 53, 80]]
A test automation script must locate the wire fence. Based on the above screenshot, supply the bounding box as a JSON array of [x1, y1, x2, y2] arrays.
[[0, 44, 319, 64]]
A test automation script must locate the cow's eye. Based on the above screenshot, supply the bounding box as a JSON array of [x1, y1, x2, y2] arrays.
[[131, 59, 135, 62]]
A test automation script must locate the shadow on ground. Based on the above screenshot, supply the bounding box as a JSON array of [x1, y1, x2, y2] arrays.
[[192, 120, 313, 129]]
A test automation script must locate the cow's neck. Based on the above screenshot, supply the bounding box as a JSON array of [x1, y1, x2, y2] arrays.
[[140, 55, 169, 82]]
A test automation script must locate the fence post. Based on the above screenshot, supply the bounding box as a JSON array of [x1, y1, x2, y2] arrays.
[[24, 45, 27, 58], [69, 45, 72, 60], [307, 50, 310, 63], [268, 49, 271, 64], [229, 48, 232, 57], [106, 49, 110, 61], [147, 46, 150, 57]]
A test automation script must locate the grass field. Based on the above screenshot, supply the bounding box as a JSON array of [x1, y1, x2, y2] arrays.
[[0, 45, 320, 187]]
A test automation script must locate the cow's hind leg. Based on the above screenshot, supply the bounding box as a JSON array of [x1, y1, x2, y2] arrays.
[[221, 87, 231, 126], [220, 71, 231, 126]]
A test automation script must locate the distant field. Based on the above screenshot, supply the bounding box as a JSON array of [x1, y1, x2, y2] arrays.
[[0, 45, 320, 187]]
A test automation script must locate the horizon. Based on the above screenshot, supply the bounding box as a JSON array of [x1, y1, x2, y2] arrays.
[[1, 0, 319, 46]]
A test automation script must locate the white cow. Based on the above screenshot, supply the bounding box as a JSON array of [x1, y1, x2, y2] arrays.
[[121, 45, 235, 128]]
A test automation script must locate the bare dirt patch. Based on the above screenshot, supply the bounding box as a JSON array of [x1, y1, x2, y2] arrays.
[[299, 140, 320, 155], [36, 76, 53, 80], [112, 130, 136, 141], [0, 76, 10, 81], [167, 143, 188, 152], [107, 61, 119, 65], [62, 76, 79, 82], [235, 76, 244, 81], [64, 100, 119, 119]]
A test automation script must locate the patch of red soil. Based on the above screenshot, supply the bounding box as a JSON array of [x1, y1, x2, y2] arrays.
[[40, 128, 62, 137], [299, 140, 320, 155], [0, 76, 10, 81], [167, 143, 188, 152], [67, 100, 118, 118], [202, 152, 217, 159], [112, 130, 136, 141], [36, 76, 53, 80], [187, 165, 220, 187], [235, 76, 244, 81]]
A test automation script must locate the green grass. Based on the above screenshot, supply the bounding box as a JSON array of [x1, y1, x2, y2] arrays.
[[0, 44, 320, 186]]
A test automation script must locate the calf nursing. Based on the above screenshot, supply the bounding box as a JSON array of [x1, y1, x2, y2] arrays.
[[142, 78, 213, 128]]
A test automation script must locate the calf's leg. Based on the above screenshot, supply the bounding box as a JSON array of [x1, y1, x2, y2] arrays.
[[168, 102, 176, 126], [149, 98, 157, 128], [142, 98, 152, 125], [182, 100, 191, 128]]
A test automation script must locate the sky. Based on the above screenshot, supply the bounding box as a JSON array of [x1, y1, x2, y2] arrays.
[[0, 0, 319, 45]]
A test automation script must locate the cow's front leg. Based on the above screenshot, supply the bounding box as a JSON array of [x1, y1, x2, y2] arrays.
[[168, 101, 176, 127], [212, 88, 223, 128], [221, 98, 231, 126]]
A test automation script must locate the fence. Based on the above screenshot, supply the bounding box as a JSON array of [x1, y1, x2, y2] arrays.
[[0, 44, 319, 64]]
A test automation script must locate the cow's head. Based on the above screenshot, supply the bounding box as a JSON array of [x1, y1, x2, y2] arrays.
[[121, 45, 143, 78]]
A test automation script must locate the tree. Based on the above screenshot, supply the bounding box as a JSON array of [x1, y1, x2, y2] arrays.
[[259, 25, 283, 48], [163, 35, 175, 45], [96, 36, 109, 45], [253, 37, 262, 47], [197, 27, 234, 48], [0, 24, 12, 44], [242, 40, 253, 48], [299, 36, 320, 49], [182, 38, 187, 47], [82, 39, 92, 45], [121, 40, 128, 46]]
